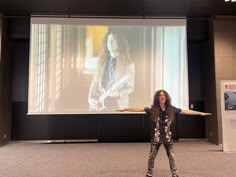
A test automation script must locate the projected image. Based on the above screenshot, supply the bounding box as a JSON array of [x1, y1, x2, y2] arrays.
[[28, 18, 188, 114]]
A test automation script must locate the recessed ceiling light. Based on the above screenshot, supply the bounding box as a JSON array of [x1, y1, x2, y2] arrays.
[[225, 0, 230, 1]]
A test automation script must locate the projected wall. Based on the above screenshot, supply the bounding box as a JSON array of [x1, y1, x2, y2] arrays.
[[28, 18, 189, 114]]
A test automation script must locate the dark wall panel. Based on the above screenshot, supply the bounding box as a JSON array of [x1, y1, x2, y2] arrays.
[[187, 19, 209, 41], [12, 102, 101, 140], [0, 16, 12, 146], [100, 114, 150, 142]]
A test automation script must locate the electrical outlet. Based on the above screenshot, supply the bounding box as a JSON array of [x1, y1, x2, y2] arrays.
[[190, 104, 194, 109], [4, 134, 6, 139]]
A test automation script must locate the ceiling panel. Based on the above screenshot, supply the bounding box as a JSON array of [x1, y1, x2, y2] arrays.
[[0, 0, 235, 17]]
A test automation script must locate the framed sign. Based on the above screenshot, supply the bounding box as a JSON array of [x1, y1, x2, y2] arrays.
[[221, 81, 236, 119], [220, 80, 236, 152]]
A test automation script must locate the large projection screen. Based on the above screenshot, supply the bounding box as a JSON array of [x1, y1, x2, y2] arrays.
[[28, 17, 189, 114]]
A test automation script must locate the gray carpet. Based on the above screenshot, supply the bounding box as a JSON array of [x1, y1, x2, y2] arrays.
[[0, 140, 235, 177]]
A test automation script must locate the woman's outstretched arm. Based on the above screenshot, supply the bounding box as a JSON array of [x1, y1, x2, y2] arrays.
[[180, 109, 212, 116], [116, 107, 145, 112]]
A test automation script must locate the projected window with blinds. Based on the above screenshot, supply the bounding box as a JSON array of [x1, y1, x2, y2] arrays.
[[30, 24, 47, 112]]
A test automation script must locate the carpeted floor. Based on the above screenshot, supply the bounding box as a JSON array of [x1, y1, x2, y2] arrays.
[[0, 140, 235, 177]]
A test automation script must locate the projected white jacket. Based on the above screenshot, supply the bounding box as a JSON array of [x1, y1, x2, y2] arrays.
[[88, 62, 135, 111]]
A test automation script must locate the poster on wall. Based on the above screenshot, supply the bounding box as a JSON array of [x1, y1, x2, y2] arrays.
[[221, 81, 236, 119], [220, 80, 236, 152], [224, 84, 236, 111]]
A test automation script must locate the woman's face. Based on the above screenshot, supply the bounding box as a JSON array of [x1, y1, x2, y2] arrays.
[[107, 33, 118, 58], [159, 91, 167, 104]]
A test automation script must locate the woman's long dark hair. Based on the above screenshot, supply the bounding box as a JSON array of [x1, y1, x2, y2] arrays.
[[95, 31, 132, 81], [151, 90, 174, 122]]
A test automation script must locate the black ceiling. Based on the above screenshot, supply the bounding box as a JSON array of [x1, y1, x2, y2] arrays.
[[0, 0, 236, 18]]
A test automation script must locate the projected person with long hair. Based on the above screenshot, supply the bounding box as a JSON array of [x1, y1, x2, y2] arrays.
[[88, 31, 135, 111], [117, 89, 211, 177]]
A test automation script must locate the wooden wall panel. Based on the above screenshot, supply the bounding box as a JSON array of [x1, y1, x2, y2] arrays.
[[214, 17, 236, 144]]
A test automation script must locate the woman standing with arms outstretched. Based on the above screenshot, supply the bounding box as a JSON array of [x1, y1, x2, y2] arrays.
[[117, 89, 211, 177]]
